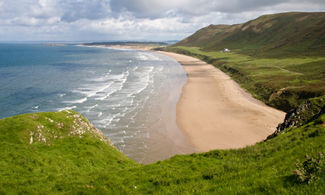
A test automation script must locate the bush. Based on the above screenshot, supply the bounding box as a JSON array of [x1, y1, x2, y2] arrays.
[[294, 152, 324, 184]]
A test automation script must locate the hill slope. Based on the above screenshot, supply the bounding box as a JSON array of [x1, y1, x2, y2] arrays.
[[0, 110, 137, 193], [176, 12, 325, 57], [0, 110, 324, 193], [161, 12, 325, 111]]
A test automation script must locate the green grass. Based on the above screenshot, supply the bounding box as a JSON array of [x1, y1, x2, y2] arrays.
[[0, 111, 324, 194], [0, 111, 137, 194], [161, 46, 325, 112]]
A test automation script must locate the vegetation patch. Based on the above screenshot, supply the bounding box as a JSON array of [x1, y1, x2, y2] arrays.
[[294, 152, 324, 184]]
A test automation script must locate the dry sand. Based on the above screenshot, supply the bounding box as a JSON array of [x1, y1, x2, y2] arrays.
[[158, 51, 286, 152]]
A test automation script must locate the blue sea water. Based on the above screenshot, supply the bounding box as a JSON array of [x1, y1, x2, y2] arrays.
[[0, 43, 194, 163]]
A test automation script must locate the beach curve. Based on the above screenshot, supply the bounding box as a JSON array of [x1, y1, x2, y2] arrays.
[[157, 51, 286, 152]]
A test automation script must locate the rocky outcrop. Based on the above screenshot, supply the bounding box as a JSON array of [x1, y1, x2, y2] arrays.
[[268, 96, 325, 139]]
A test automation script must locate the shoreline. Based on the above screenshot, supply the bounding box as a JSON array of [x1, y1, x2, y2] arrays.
[[158, 51, 285, 152], [132, 53, 197, 163], [80, 44, 285, 155], [77, 44, 197, 163]]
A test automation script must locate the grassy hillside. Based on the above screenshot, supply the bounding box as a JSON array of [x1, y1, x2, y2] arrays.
[[168, 12, 325, 111], [0, 111, 324, 193], [0, 111, 137, 193], [161, 46, 325, 111], [176, 12, 325, 58]]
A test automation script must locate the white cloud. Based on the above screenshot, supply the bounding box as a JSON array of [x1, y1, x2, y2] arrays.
[[0, 0, 324, 41]]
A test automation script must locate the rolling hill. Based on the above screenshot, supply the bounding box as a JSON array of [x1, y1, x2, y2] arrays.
[[162, 12, 325, 111], [176, 12, 325, 57]]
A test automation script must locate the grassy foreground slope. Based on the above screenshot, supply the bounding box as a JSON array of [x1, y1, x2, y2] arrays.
[[0, 111, 137, 194], [162, 12, 325, 112], [0, 110, 324, 194]]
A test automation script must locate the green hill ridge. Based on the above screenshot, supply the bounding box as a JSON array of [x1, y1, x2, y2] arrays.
[[1, 109, 324, 194], [176, 12, 325, 58], [161, 12, 325, 112]]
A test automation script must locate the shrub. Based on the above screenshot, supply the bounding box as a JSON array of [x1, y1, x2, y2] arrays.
[[294, 152, 324, 184]]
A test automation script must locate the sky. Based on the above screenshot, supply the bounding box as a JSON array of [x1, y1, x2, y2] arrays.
[[0, 0, 324, 42]]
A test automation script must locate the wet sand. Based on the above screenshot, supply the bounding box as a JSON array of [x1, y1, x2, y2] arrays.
[[158, 51, 285, 152]]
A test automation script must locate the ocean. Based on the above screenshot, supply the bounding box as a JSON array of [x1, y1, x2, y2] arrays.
[[0, 43, 195, 163]]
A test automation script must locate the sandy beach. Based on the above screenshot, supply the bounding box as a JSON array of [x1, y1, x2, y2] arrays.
[[158, 51, 286, 152]]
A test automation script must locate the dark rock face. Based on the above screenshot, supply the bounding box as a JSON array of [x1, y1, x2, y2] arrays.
[[267, 96, 325, 139]]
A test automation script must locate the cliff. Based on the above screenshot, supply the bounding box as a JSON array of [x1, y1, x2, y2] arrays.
[[268, 96, 325, 139]]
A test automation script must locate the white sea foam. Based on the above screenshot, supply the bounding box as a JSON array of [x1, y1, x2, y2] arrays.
[[113, 118, 120, 122], [126, 66, 154, 96], [95, 86, 120, 101], [107, 103, 121, 108], [136, 52, 163, 61], [58, 93, 66, 98], [87, 104, 98, 111], [72, 82, 113, 98], [123, 135, 134, 139], [93, 117, 114, 128], [87, 70, 112, 82], [156, 66, 164, 72], [107, 71, 128, 81], [95, 71, 129, 101], [63, 97, 87, 104], [57, 106, 77, 111], [136, 53, 149, 61], [87, 77, 109, 82], [107, 130, 126, 137]]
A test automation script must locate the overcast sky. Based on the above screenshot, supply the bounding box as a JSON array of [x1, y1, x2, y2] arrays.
[[0, 0, 324, 42]]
